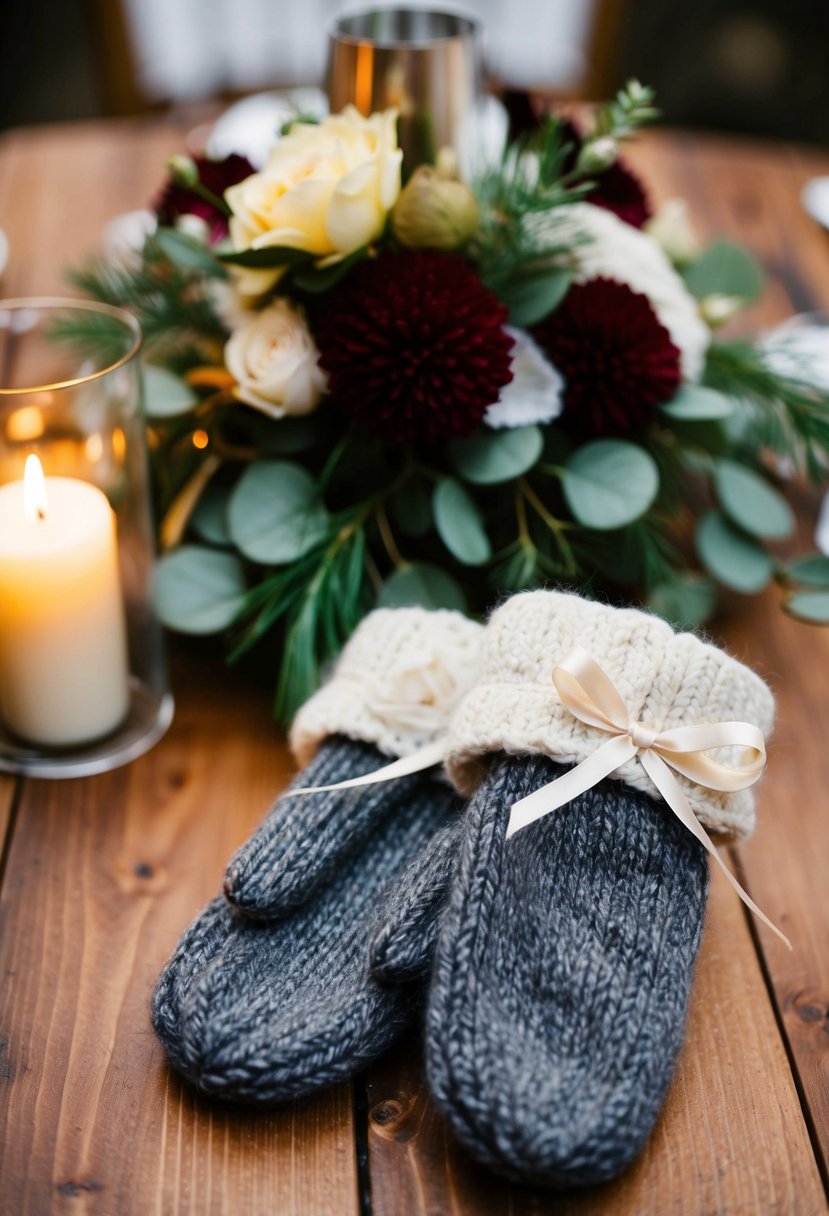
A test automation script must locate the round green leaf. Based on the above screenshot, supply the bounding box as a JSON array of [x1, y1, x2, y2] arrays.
[[782, 590, 829, 624], [228, 460, 329, 564], [682, 239, 764, 303], [562, 440, 659, 530], [785, 554, 829, 588], [142, 365, 199, 418], [378, 563, 467, 611], [153, 227, 226, 276], [449, 426, 543, 485], [660, 383, 734, 421], [154, 546, 246, 634], [191, 483, 232, 546], [647, 574, 717, 629], [433, 478, 491, 566], [714, 460, 794, 540], [498, 269, 572, 327], [696, 510, 774, 594]]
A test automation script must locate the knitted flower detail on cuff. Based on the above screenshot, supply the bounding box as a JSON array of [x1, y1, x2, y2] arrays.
[[290, 607, 484, 764]]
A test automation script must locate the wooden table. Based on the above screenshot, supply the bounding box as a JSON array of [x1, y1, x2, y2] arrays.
[[0, 112, 828, 1216]]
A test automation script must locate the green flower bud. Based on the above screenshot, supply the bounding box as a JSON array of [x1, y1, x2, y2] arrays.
[[575, 136, 618, 176], [391, 165, 479, 251], [166, 154, 199, 188], [699, 293, 744, 328]]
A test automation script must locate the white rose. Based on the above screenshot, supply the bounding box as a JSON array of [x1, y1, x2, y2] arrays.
[[225, 300, 326, 419], [225, 106, 402, 295]]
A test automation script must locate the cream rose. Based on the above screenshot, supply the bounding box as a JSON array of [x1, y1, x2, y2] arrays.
[[225, 107, 402, 295], [225, 300, 326, 419]]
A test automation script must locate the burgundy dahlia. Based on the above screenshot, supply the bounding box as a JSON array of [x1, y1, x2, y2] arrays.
[[155, 153, 254, 242], [534, 278, 681, 439], [316, 250, 514, 445]]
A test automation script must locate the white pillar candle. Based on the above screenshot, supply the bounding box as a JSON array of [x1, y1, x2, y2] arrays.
[[0, 455, 129, 747]]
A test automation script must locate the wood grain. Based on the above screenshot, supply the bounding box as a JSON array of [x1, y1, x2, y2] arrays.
[[0, 654, 359, 1216]]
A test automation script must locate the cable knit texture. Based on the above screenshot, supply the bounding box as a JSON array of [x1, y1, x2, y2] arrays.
[[225, 736, 429, 918], [447, 591, 774, 840], [426, 752, 709, 1188], [290, 607, 484, 765], [370, 817, 463, 982], [152, 778, 460, 1104]]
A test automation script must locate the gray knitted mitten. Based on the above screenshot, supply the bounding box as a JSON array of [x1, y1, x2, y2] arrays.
[[226, 607, 483, 921], [370, 816, 463, 982], [430, 590, 775, 1187], [224, 734, 424, 917], [427, 753, 708, 1187], [152, 778, 461, 1104]]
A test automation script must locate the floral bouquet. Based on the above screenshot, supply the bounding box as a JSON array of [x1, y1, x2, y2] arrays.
[[70, 83, 829, 721]]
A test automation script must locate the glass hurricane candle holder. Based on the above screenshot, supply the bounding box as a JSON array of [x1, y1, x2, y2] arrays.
[[327, 7, 483, 171], [0, 298, 173, 777]]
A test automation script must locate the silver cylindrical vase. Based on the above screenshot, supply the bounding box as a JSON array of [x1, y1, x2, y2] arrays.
[[326, 8, 483, 170]]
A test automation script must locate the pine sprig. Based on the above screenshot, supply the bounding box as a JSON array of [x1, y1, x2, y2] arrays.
[[591, 80, 659, 141], [705, 339, 829, 479]]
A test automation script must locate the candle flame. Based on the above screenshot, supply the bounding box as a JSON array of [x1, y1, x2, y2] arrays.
[[23, 454, 48, 523]]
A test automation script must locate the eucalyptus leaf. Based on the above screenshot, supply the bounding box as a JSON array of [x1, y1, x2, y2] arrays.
[[660, 383, 734, 421], [378, 563, 467, 611], [562, 440, 659, 529], [191, 483, 232, 546], [219, 245, 314, 269], [647, 574, 717, 629], [154, 546, 246, 634], [696, 510, 774, 593], [785, 554, 829, 588], [142, 364, 199, 418], [498, 268, 572, 327], [782, 590, 829, 624], [449, 425, 543, 485], [714, 459, 794, 540], [228, 460, 329, 564], [242, 413, 321, 456], [682, 239, 764, 303], [152, 227, 226, 276], [433, 477, 492, 565]]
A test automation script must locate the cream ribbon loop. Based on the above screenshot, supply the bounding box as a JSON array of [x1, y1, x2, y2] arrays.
[[507, 647, 791, 950], [282, 738, 446, 797]]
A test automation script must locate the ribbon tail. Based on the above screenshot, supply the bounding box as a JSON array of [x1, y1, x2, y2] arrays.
[[282, 738, 446, 797], [506, 735, 638, 838], [639, 750, 792, 951]]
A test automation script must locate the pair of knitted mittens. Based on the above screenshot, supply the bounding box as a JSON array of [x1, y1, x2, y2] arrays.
[[151, 607, 482, 1103], [153, 591, 774, 1189]]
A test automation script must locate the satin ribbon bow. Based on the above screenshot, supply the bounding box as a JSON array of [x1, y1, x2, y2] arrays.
[[507, 647, 790, 949]]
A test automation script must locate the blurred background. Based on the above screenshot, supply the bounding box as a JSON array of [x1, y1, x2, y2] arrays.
[[1, 0, 828, 143]]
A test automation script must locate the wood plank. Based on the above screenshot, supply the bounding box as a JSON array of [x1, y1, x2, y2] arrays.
[[0, 652, 359, 1216], [365, 865, 827, 1216], [631, 133, 829, 1177]]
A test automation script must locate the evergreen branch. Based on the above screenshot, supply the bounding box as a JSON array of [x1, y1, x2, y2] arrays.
[[591, 80, 659, 141], [705, 339, 829, 479]]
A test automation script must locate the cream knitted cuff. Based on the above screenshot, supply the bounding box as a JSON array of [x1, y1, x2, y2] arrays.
[[290, 608, 484, 766], [445, 591, 775, 840]]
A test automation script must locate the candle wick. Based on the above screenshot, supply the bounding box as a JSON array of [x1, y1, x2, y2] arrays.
[[36, 507, 46, 522]]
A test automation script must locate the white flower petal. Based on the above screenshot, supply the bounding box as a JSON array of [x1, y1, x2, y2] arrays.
[[485, 328, 564, 429]]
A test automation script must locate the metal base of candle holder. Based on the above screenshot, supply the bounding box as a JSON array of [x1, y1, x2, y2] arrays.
[[0, 679, 174, 778]]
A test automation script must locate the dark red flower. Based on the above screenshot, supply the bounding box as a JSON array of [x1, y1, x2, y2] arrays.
[[316, 250, 514, 445], [154, 153, 254, 242], [533, 278, 681, 438]]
